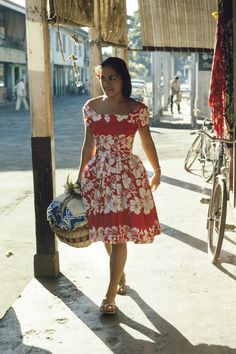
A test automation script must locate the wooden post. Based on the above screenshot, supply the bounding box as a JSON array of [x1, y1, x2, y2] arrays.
[[231, 0, 236, 209], [152, 51, 162, 122], [191, 53, 197, 129], [25, 0, 60, 277], [162, 52, 171, 111], [88, 0, 103, 97]]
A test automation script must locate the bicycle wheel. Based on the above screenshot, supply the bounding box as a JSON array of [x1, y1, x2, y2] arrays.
[[202, 159, 214, 182], [207, 176, 227, 264], [184, 134, 201, 171], [201, 135, 215, 182]]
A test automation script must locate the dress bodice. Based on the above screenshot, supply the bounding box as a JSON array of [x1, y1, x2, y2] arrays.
[[82, 103, 149, 157]]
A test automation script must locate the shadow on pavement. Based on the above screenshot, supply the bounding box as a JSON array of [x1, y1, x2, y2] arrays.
[[0, 308, 52, 353], [152, 121, 193, 130], [146, 171, 211, 196], [128, 288, 236, 354], [161, 175, 211, 196], [161, 223, 207, 253], [162, 223, 236, 281], [40, 275, 236, 354]]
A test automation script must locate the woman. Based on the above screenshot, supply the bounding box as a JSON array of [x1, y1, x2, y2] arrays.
[[77, 57, 161, 315]]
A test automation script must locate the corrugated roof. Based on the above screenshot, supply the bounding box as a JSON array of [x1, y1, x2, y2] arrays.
[[138, 0, 218, 51]]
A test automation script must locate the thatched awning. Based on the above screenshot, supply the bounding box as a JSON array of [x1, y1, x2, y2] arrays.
[[48, 0, 127, 47], [138, 0, 218, 52]]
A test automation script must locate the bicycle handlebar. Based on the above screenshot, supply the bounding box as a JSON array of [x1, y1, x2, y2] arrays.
[[200, 130, 236, 144]]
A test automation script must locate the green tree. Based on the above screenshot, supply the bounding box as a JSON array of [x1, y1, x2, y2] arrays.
[[128, 11, 151, 80]]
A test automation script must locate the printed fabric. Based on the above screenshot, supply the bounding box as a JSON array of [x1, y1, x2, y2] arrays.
[[208, 0, 233, 137], [81, 103, 160, 244]]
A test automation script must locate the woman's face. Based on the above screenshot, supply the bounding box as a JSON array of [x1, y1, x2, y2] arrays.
[[100, 66, 123, 97]]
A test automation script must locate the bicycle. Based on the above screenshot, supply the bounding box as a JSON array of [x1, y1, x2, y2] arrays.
[[207, 137, 234, 264], [184, 113, 216, 182]]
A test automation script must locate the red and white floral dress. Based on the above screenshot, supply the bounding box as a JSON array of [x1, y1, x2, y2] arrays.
[[81, 102, 160, 244]]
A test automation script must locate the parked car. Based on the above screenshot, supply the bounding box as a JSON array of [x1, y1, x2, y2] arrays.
[[131, 80, 152, 109]]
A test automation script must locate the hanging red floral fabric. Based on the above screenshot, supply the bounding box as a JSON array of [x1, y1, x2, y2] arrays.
[[208, 6, 226, 138], [209, 0, 234, 138]]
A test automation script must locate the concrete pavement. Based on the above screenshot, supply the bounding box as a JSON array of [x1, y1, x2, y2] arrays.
[[1, 97, 236, 353]]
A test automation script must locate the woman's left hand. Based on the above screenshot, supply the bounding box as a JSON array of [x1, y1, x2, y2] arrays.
[[150, 171, 161, 191]]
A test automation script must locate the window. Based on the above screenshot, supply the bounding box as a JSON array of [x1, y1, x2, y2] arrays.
[[62, 33, 66, 52], [56, 32, 59, 52], [0, 12, 5, 37], [73, 43, 77, 56], [68, 39, 72, 54], [0, 64, 5, 87], [78, 44, 81, 57]]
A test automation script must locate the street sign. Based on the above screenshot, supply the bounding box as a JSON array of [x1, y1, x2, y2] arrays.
[[198, 52, 213, 71]]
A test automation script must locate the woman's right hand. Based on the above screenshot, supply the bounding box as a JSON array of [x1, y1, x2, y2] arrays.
[[150, 170, 161, 191]]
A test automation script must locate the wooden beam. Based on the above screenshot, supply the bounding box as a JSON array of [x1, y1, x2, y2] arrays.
[[232, 0, 236, 209], [128, 47, 214, 53], [25, 0, 59, 277], [88, 0, 102, 97]]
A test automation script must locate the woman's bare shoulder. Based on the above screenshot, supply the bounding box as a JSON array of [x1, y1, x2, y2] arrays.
[[128, 98, 148, 113], [85, 96, 104, 110]]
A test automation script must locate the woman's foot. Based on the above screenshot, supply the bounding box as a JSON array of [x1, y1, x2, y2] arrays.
[[100, 299, 118, 315], [117, 274, 126, 295]]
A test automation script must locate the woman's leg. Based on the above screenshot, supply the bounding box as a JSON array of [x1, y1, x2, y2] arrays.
[[105, 242, 127, 304], [104, 244, 126, 291]]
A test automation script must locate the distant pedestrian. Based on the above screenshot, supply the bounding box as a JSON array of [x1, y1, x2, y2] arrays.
[[170, 76, 181, 114], [15, 79, 29, 111]]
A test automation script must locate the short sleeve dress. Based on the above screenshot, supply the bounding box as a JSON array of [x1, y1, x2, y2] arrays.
[[81, 102, 160, 244]]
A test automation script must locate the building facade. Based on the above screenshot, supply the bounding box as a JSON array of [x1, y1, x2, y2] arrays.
[[0, 0, 89, 103], [50, 25, 89, 97], [0, 0, 26, 102]]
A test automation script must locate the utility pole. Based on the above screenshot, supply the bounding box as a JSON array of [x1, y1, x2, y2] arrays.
[[25, 0, 59, 277]]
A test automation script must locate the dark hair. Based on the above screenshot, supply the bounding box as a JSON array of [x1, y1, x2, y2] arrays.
[[175, 76, 179, 80], [101, 57, 132, 98]]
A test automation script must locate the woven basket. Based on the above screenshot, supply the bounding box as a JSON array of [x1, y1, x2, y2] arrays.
[[51, 224, 91, 248]]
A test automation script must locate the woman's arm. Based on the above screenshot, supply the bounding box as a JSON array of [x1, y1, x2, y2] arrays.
[[138, 125, 161, 191], [77, 126, 96, 181]]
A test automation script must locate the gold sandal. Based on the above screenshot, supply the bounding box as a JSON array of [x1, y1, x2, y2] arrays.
[[117, 281, 126, 295], [100, 299, 118, 315]]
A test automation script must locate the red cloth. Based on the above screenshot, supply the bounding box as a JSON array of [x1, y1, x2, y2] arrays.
[[208, 11, 226, 138]]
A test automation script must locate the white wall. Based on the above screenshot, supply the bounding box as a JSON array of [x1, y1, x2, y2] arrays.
[[196, 70, 211, 116], [50, 26, 85, 68]]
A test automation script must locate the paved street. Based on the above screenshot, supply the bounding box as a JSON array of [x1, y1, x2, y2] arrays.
[[1, 96, 236, 353], [0, 95, 91, 317]]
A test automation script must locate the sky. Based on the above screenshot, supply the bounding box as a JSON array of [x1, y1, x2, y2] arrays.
[[10, 0, 139, 15]]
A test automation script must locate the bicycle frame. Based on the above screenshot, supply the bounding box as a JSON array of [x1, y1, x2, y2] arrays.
[[184, 116, 215, 182], [207, 136, 235, 264]]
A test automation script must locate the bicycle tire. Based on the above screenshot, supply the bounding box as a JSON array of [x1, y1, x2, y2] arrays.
[[201, 159, 214, 182], [184, 134, 201, 171], [201, 134, 215, 182], [207, 176, 227, 264]]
